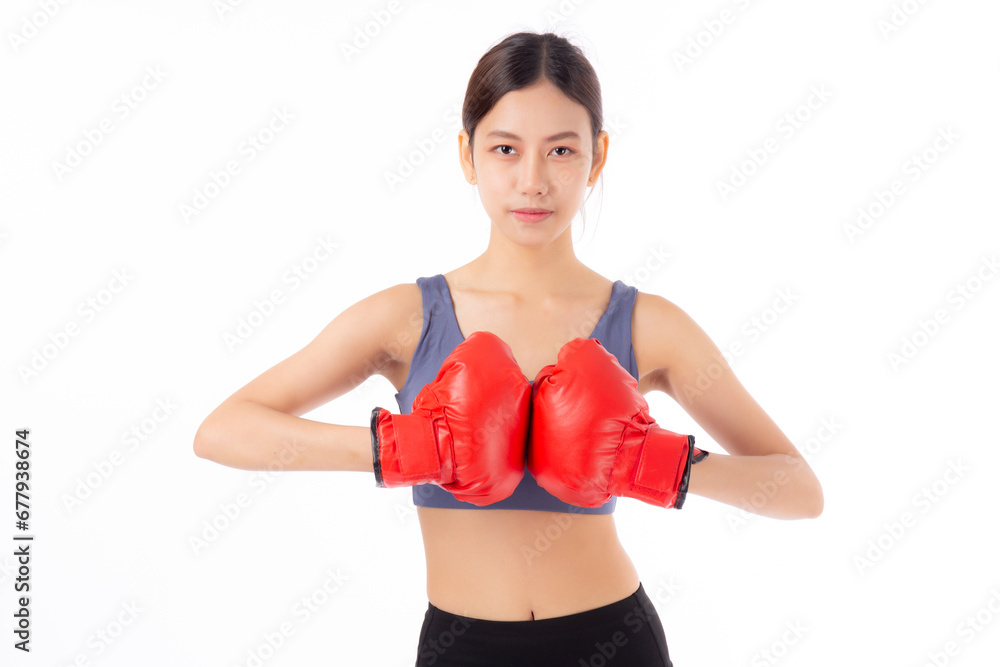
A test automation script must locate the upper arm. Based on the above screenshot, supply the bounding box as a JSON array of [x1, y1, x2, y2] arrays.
[[632, 290, 802, 459], [219, 282, 423, 417]]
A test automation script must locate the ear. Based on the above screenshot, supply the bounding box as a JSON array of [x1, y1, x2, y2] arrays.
[[588, 130, 609, 185], [458, 129, 476, 184]]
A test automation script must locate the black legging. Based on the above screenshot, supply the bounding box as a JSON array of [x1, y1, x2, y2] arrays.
[[413, 582, 673, 666]]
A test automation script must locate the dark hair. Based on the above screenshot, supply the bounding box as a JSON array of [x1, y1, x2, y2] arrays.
[[462, 31, 604, 232]]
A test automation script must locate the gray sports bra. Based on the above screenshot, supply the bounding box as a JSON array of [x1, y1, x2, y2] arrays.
[[394, 274, 639, 513]]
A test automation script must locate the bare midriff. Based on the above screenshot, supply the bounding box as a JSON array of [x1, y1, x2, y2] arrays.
[[417, 506, 640, 621]]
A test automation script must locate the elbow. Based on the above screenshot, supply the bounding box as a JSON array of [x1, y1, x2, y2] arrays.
[[804, 487, 824, 519], [787, 455, 824, 519], [194, 399, 243, 462], [192, 419, 220, 461], [801, 478, 824, 519]]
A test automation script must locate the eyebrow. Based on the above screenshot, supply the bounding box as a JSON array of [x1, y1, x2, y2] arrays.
[[484, 130, 582, 142]]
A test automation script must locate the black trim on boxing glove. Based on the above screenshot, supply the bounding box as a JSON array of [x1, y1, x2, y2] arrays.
[[370, 406, 384, 488], [674, 435, 698, 510]]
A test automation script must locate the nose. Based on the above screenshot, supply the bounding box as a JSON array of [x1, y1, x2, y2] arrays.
[[518, 150, 548, 196]]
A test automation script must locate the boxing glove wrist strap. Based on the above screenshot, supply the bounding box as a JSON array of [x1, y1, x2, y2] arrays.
[[614, 428, 706, 509], [370, 407, 447, 488]]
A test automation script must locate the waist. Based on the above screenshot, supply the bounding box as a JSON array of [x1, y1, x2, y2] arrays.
[[416, 506, 639, 621]]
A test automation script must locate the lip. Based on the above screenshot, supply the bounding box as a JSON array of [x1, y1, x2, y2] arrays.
[[512, 208, 553, 222]]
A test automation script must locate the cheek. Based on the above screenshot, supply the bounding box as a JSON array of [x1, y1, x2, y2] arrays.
[[554, 170, 577, 190], [475, 170, 509, 206], [553, 161, 589, 189], [478, 167, 507, 188]]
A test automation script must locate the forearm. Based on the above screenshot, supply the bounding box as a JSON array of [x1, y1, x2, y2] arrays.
[[685, 452, 823, 519], [193, 400, 373, 473]]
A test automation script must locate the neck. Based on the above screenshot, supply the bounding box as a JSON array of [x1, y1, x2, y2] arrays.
[[467, 224, 589, 297]]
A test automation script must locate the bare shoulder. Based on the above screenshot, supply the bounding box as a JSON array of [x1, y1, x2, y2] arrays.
[[372, 280, 425, 362], [308, 280, 426, 394], [321, 280, 423, 356], [631, 288, 809, 463], [632, 289, 721, 397], [346, 281, 425, 383], [223, 280, 424, 416]]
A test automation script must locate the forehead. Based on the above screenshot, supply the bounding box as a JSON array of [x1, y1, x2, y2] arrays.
[[479, 80, 590, 138]]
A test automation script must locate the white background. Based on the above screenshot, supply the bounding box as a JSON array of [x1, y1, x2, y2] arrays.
[[2, 0, 999, 665]]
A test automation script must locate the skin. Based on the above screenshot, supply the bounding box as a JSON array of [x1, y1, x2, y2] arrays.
[[193, 78, 823, 622]]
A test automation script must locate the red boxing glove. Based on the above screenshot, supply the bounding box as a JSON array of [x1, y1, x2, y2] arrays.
[[370, 330, 530, 506], [528, 337, 708, 509]]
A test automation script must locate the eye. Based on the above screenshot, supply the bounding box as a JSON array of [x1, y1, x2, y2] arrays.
[[490, 145, 576, 156]]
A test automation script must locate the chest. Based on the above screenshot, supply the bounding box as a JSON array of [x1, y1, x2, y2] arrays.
[[449, 291, 613, 380]]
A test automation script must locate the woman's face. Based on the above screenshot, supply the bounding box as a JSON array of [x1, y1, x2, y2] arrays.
[[460, 79, 607, 248]]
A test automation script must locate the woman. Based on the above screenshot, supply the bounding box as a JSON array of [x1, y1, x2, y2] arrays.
[[194, 31, 823, 666]]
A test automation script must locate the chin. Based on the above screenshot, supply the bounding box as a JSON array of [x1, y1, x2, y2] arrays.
[[511, 230, 570, 251]]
